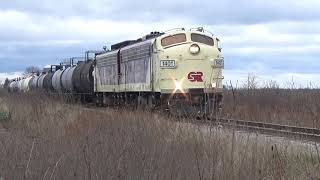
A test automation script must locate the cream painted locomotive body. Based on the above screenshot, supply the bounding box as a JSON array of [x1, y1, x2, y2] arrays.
[[95, 28, 224, 95], [95, 39, 154, 93], [94, 28, 224, 116]]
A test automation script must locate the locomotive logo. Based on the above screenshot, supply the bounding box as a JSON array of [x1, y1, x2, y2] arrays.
[[187, 72, 203, 82]]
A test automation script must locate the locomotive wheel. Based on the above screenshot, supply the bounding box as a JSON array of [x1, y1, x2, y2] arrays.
[[95, 93, 103, 107], [204, 95, 222, 121], [137, 95, 153, 111], [168, 100, 200, 119], [167, 94, 222, 120]]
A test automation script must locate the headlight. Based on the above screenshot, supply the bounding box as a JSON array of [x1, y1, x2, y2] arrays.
[[211, 82, 217, 88], [173, 79, 186, 94], [174, 80, 182, 91], [190, 44, 200, 54]]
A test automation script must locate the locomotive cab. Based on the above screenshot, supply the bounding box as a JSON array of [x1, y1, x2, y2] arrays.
[[154, 28, 224, 94], [154, 28, 224, 117]]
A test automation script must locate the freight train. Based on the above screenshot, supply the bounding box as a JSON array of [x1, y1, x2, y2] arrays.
[[7, 27, 224, 118]]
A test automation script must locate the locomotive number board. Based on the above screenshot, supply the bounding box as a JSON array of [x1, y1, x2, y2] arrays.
[[160, 60, 176, 68]]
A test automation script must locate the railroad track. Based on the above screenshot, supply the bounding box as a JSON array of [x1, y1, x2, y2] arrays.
[[82, 105, 320, 142], [216, 118, 320, 142]]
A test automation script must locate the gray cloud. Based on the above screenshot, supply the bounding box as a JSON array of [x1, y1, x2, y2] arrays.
[[0, 0, 319, 85], [0, 41, 106, 72], [1, 0, 320, 24]]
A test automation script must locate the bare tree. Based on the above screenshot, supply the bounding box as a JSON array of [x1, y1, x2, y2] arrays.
[[244, 73, 258, 89], [263, 80, 280, 89], [24, 66, 40, 75], [4, 78, 9, 88]]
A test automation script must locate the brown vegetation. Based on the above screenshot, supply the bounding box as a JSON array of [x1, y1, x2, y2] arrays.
[[223, 88, 320, 128], [0, 90, 319, 179]]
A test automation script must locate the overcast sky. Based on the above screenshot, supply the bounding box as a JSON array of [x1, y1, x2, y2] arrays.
[[0, 0, 319, 87]]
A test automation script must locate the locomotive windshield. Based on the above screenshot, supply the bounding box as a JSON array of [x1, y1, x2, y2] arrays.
[[161, 33, 186, 47], [191, 33, 214, 46]]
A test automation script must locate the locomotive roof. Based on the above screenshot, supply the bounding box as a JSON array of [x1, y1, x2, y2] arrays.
[[96, 38, 154, 59], [111, 27, 213, 51], [110, 31, 164, 51], [97, 27, 215, 57]]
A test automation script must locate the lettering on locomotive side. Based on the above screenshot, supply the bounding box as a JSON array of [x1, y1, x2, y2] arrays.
[[187, 72, 203, 82]]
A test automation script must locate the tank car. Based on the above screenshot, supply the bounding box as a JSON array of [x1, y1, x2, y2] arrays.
[[8, 79, 20, 92], [13, 80, 19, 92], [8, 81, 16, 92], [8, 81, 13, 92], [43, 72, 54, 92], [18, 78, 25, 92], [52, 68, 66, 93], [37, 73, 47, 90], [21, 76, 33, 92], [30, 75, 40, 90], [94, 27, 224, 117], [61, 66, 76, 92], [27, 76, 35, 91], [42, 65, 61, 92], [69, 53, 103, 102], [71, 60, 95, 101], [72, 61, 86, 93]]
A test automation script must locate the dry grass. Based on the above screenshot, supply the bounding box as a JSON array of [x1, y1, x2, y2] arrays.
[[223, 88, 320, 128], [0, 90, 319, 179]]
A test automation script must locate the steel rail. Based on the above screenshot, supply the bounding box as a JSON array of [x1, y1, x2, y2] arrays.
[[216, 118, 320, 141], [82, 104, 320, 141]]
